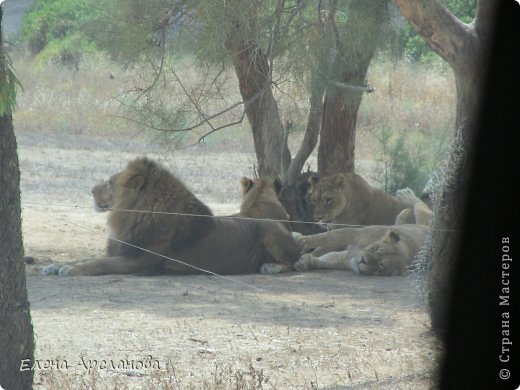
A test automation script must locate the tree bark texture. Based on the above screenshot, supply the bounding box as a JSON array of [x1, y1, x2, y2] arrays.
[[0, 7, 35, 388], [395, 0, 497, 331], [317, 0, 388, 176], [232, 40, 291, 177], [0, 74, 35, 390]]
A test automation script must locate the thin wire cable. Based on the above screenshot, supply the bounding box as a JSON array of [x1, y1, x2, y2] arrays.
[[23, 200, 461, 232], [47, 214, 308, 307]]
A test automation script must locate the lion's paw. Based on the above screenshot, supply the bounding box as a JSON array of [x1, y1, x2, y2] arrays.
[[58, 265, 77, 275], [294, 254, 313, 271], [260, 263, 290, 274], [41, 263, 63, 275], [396, 188, 420, 207], [291, 231, 303, 239], [349, 257, 361, 274], [41, 264, 75, 276], [295, 235, 311, 253]]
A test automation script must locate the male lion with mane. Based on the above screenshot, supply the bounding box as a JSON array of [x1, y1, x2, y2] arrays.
[[308, 173, 406, 227], [42, 157, 299, 276], [295, 224, 428, 276]]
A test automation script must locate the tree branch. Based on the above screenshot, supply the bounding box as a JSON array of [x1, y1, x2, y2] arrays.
[[329, 80, 375, 93], [395, 0, 477, 67], [282, 0, 304, 36], [191, 110, 247, 146], [283, 72, 325, 185], [282, 1, 329, 184], [171, 69, 217, 134]]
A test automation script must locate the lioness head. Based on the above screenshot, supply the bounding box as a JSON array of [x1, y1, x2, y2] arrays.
[[354, 230, 407, 276], [239, 176, 289, 221], [240, 176, 283, 197], [308, 173, 350, 223]]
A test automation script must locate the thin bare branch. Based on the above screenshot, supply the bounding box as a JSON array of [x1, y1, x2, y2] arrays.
[[135, 8, 187, 102], [171, 69, 217, 133], [192, 110, 247, 146], [107, 97, 244, 133], [329, 80, 375, 93], [282, 0, 304, 36]]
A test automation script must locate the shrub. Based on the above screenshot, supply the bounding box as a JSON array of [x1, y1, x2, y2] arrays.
[[21, 0, 104, 67], [373, 126, 450, 195]]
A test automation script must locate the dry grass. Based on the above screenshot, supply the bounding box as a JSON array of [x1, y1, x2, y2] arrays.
[[12, 51, 455, 166], [14, 53, 122, 135]]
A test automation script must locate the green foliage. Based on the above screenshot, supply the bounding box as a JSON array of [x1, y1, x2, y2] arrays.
[[374, 127, 450, 195], [399, 0, 477, 63], [34, 33, 98, 69], [21, 0, 105, 66], [91, 0, 170, 64], [0, 53, 22, 116]]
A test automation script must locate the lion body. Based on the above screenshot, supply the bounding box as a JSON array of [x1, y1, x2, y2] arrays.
[[42, 158, 299, 276], [394, 188, 433, 226], [308, 173, 406, 227], [295, 224, 428, 276]]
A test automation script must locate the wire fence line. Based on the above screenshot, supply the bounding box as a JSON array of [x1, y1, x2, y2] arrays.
[[22, 200, 460, 232], [41, 210, 311, 308], [22, 199, 453, 306], [22, 200, 362, 228]]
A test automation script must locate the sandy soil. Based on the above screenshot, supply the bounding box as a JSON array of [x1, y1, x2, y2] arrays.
[[18, 132, 438, 389]]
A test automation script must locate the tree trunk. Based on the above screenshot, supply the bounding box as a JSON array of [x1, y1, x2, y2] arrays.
[[279, 70, 326, 235], [395, 0, 497, 331], [280, 0, 387, 228], [231, 39, 290, 177], [318, 90, 360, 175], [0, 8, 35, 388], [317, 0, 388, 176]]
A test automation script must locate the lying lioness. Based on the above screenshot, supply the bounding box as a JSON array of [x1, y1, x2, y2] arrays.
[[294, 224, 428, 276]]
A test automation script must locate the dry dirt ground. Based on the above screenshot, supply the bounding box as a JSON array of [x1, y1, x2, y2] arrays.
[[18, 132, 439, 389]]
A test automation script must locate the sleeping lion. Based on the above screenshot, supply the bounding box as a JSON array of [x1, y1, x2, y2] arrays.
[[294, 224, 428, 276]]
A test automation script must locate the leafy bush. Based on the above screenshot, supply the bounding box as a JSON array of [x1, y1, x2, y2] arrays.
[[373, 126, 450, 195], [21, 0, 104, 67]]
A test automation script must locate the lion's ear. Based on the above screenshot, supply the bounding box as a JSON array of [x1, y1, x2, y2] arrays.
[[240, 177, 254, 194], [308, 174, 320, 188], [127, 175, 145, 190], [384, 230, 400, 243], [273, 177, 283, 196], [332, 173, 346, 188]]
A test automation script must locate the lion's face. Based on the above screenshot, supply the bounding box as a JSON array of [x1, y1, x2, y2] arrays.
[[308, 173, 350, 223], [92, 174, 118, 212], [239, 176, 290, 221], [354, 231, 405, 276], [240, 176, 282, 197], [92, 172, 145, 212]]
